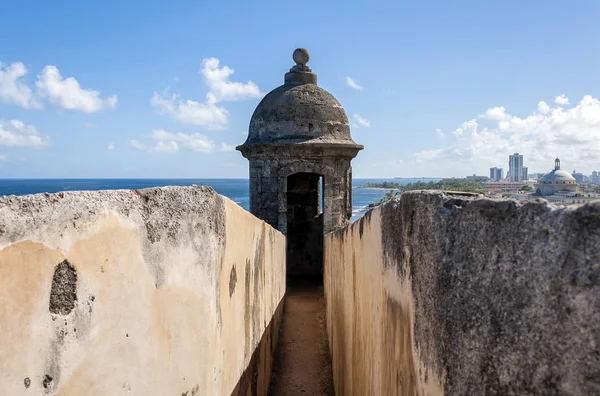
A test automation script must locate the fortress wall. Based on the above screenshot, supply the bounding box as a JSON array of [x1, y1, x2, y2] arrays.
[[0, 186, 286, 396], [324, 191, 600, 395]]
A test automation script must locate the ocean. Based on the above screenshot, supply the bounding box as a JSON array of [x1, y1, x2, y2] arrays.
[[0, 178, 436, 222]]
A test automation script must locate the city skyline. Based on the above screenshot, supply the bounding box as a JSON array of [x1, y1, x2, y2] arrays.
[[486, 151, 600, 181]]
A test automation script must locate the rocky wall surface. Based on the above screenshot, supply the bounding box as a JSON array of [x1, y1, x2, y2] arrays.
[[0, 186, 286, 396], [247, 155, 353, 235], [324, 191, 600, 395]]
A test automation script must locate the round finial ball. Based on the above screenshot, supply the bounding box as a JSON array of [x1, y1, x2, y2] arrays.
[[293, 48, 310, 66]]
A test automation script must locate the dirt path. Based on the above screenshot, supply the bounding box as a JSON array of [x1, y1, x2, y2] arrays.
[[269, 282, 334, 395]]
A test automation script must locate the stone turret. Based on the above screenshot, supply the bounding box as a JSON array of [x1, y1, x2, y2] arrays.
[[237, 48, 363, 276]]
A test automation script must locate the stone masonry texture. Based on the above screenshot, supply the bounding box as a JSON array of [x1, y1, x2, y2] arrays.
[[0, 186, 285, 395], [238, 49, 362, 276], [325, 191, 600, 395]]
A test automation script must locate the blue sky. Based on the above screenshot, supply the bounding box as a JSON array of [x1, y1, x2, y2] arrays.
[[1, 0, 600, 178]]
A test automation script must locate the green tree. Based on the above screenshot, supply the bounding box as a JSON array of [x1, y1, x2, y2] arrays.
[[374, 178, 484, 205], [361, 182, 403, 189]]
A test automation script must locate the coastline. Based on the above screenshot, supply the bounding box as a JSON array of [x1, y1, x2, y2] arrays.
[[355, 186, 400, 190]]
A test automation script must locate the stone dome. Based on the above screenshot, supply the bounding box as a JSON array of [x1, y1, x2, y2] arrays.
[[534, 158, 579, 196], [540, 169, 576, 183], [239, 48, 361, 147], [539, 158, 577, 184]]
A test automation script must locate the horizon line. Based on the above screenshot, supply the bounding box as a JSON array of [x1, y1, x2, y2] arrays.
[[0, 176, 446, 180]]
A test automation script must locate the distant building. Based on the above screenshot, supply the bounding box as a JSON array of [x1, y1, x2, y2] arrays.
[[509, 153, 525, 182], [482, 181, 525, 192], [522, 166, 528, 181], [592, 171, 600, 184], [572, 171, 584, 184], [543, 193, 600, 205], [534, 158, 579, 196], [489, 167, 504, 182], [529, 172, 544, 181]]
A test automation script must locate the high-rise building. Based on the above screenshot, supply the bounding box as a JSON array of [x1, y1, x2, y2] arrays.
[[509, 153, 525, 182], [522, 166, 528, 181], [490, 167, 504, 182], [572, 170, 584, 184], [592, 171, 599, 184]]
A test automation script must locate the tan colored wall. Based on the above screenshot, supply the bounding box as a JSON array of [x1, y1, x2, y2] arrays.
[[325, 191, 600, 396], [0, 186, 285, 396]]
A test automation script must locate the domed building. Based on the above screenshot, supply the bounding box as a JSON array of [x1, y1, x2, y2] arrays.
[[237, 48, 363, 276], [534, 158, 579, 196]]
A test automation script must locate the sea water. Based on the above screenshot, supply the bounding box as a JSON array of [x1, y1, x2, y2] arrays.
[[0, 178, 435, 222]]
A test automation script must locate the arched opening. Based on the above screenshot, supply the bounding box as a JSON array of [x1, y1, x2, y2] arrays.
[[285, 172, 324, 280]]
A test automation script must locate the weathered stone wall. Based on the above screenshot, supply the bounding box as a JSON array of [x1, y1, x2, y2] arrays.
[[325, 191, 600, 395], [248, 155, 353, 235], [0, 186, 286, 396], [246, 153, 353, 276]]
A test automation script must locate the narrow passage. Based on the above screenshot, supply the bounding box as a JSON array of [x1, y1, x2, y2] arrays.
[[269, 280, 334, 395]]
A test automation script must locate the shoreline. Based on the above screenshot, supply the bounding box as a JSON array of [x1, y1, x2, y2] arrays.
[[355, 186, 400, 190]]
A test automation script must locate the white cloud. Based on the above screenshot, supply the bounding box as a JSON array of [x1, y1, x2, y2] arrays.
[[132, 129, 215, 153], [150, 91, 229, 130], [0, 61, 115, 112], [107, 143, 114, 150], [0, 119, 49, 148], [36, 65, 117, 113], [346, 77, 363, 91], [555, 94, 569, 106], [151, 58, 262, 130], [435, 128, 445, 138], [0, 62, 42, 109], [0, 154, 6, 161], [130, 140, 147, 150], [219, 143, 235, 152], [153, 140, 179, 153], [353, 114, 371, 128], [151, 130, 215, 153], [451, 120, 477, 137], [537, 101, 550, 114], [201, 58, 262, 102], [413, 94, 600, 176], [483, 106, 508, 121]]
